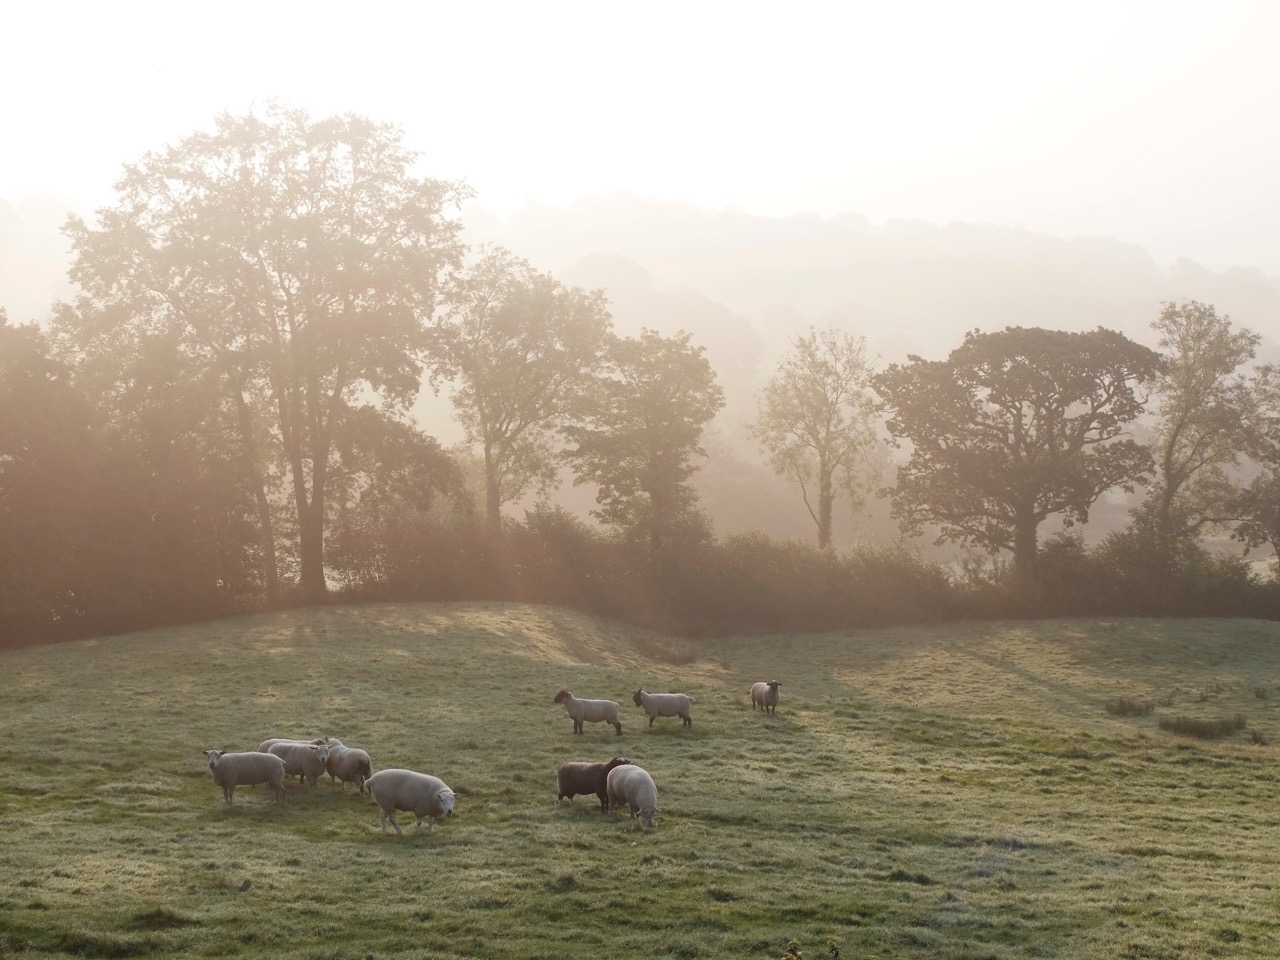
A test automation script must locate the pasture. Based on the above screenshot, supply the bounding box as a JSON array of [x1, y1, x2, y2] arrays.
[[3, 604, 1280, 958]]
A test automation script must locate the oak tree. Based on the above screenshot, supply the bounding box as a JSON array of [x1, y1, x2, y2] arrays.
[[874, 326, 1162, 586]]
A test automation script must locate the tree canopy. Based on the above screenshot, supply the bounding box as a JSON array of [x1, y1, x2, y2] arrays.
[[750, 324, 880, 550], [62, 106, 468, 600], [874, 326, 1162, 585], [429, 247, 613, 534], [565, 329, 724, 553]]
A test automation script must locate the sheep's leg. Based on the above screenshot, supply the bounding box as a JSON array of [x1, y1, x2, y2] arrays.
[[613, 721, 622, 735], [649, 715, 655, 727]]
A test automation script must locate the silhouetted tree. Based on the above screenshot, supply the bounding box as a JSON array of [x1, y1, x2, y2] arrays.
[[63, 106, 466, 601], [749, 324, 880, 550], [564, 329, 724, 553], [874, 326, 1161, 588], [428, 247, 612, 534], [1147, 300, 1260, 549]]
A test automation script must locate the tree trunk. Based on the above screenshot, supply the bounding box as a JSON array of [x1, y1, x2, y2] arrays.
[[817, 463, 833, 551], [1012, 511, 1039, 590], [298, 498, 327, 601], [232, 384, 279, 603], [484, 444, 502, 537]]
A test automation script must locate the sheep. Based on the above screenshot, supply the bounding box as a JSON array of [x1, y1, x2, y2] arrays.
[[632, 688, 695, 728], [267, 741, 330, 787], [553, 690, 622, 735], [323, 737, 373, 795], [606, 763, 659, 828], [256, 736, 325, 753], [557, 756, 632, 812], [365, 768, 456, 836], [750, 680, 782, 714], [204, 749, 286, 804]]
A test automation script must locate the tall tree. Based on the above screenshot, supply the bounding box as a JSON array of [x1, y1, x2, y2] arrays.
[[1147, 300, 1260, 544], [63, 106, 466, 600], [874, 326, 1161, 586], [429, 247, 612, 534], [749, 324, 880, 550], [1235, 362, 1280, 564], [564, 329, 724, 552]]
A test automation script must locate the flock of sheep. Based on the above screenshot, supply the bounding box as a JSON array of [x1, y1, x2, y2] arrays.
[[202, 679, 783, 834]]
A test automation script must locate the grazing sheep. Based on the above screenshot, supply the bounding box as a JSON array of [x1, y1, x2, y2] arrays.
[[750, 680, 782, 714], [632, 689, 695, 728], [256, 736, 325, 753], [606, 763, 659, 828], [204, 749, 286, 804], [554, 690, 622, 735], [323, 737, 373, 795], [365, 769, 456, 836], [557, 756, 632, 812], [267, 741, 330, 787]]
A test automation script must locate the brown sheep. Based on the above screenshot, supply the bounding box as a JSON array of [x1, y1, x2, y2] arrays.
[[557, 756, 632, 812]]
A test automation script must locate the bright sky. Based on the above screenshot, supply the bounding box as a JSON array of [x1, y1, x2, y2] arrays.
[[3, 0, 1279, 275]]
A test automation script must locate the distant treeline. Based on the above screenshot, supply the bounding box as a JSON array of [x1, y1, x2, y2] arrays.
[[3, 106, 1279, 647]]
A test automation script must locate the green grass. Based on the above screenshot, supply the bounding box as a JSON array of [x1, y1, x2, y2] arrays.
[[3, 605, 1280, 958]]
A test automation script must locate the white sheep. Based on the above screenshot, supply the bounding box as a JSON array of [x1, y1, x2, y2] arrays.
[[632, 688, 695, 728], [365, 768, 456, 836], [606, 763, 659, 827], [750, 680, 782, 714], [204, 749, 287, 804], [323, 737, 373, 795], [256, 736, 325, 753], [267, 741, 330, 787], [554, 689, 622, 735]]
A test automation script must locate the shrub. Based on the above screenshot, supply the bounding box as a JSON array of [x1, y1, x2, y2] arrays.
[[1158, 715, 1246, 739], [1105, 698, 1153, 717]]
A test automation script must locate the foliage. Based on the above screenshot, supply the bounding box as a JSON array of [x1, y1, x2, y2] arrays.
[[62, 104, 468, 600], [565, 329, 725, 553], [1157, 714, 1247, 739], [429, 247, 613, 533], [750, 324, 881, 549], [1146, 300, 1260, 552], [875, 326, 1162, 587]]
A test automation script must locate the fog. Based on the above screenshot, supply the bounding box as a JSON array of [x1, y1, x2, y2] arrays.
[[3, 0, 1278, 547]]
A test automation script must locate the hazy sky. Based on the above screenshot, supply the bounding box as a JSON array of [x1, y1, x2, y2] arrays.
[[4, 0, 1279, 275]]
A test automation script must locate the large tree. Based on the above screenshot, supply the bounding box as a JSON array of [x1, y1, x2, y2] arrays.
[[750, 324, 880, 550], [874, 326, 1162, 586], [1146, 300, 1260, 543], [564, 329, 724, 552], [63, 106, 466, 600], [428, 247, 612, 534]]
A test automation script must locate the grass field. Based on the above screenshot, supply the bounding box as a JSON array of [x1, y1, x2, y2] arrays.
[[3, 604, 1280, 959]]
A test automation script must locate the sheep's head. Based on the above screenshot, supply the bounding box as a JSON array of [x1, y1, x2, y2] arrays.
[[553, 690, 571, 704], [439, 789, 456, 817], [606, 757, 632, 771], [204, 750, 224, 767], [313, 745, 330, 763], [631, 689, 645, 706]]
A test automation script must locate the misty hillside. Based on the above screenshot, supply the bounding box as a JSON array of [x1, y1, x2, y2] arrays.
[[7, 191, 1279, 549]]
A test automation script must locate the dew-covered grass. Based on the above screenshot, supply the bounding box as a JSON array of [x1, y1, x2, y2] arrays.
[[3, 605, 1280, 958]]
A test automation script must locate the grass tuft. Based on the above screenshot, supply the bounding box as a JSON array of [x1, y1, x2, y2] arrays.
[[1105, 697, 1153, 717], [1157, 714, 1247, 739]]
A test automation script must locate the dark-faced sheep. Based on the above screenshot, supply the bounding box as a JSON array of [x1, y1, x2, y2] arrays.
[[557, 756, 632, 812], [553, 690, 622, 735], [750, 680, 782, 714]]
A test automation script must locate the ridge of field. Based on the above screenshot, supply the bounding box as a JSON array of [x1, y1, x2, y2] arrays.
[[3, 603, 1280, 959]]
